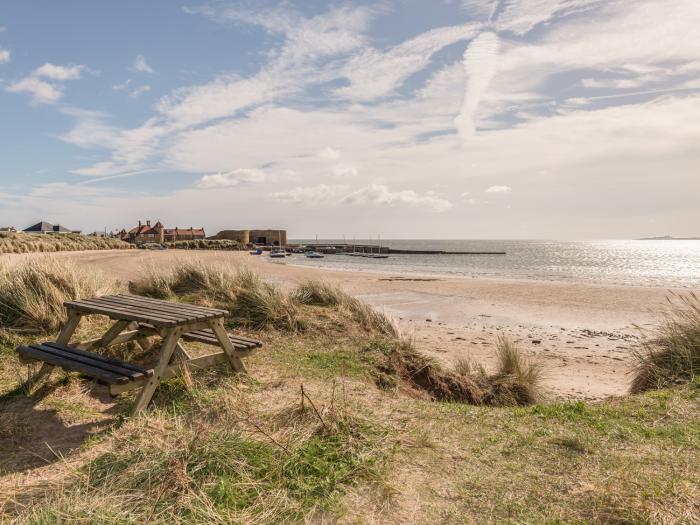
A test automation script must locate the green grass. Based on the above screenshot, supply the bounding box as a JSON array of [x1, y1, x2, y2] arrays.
[[18, 391, 390, 524], [2, 262, 699, 524]]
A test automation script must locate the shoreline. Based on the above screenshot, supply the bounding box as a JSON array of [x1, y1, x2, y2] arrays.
[[3, 249, 696, 400]]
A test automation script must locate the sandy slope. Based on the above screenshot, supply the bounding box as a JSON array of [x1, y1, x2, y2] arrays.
[[3, 249, 690, 399]]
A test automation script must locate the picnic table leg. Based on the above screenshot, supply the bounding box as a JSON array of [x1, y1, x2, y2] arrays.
[[132, 327, 184, 415], [208, 318, 247, 374], [82, 319, 130, 351], [22, 311, 83, 393]]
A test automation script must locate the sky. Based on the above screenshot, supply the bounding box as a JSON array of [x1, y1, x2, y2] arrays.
[[0, 0, 698, 239]]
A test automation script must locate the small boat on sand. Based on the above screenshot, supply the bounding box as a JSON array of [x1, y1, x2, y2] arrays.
[[249, 248, 262, 255], [305, 251, 324, 259]]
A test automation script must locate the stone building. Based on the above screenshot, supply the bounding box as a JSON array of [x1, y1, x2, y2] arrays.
[[211, 229, 287, 246], [124, 220, 206, 244]]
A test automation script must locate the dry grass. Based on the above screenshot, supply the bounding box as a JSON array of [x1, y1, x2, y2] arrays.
[[15, 385, 390, 524], [631, 292, 700, 393], [0, 259, 118, 334], [0, 232, 129, 254], [1, 262, 698, 523]]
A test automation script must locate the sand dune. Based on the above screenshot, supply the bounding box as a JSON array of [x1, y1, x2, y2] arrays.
[[3, 249, 688, 399]]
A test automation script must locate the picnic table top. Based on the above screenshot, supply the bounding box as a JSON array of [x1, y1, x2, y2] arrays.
[[64, 294, 228, 328]]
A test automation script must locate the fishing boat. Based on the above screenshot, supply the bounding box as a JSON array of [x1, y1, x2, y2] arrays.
[[269, 248, 286, 258], [249, 248, 262, 255], [305, 251, 324, 259]]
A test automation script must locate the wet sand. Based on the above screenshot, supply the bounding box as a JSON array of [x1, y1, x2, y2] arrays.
[[4, 249, 690, 399]]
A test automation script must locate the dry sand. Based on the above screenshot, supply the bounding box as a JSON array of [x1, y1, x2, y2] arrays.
[[5, 249, 691, 400]]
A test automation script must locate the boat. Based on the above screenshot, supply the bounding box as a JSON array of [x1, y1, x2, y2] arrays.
[[249, 248, 262, 255], [368, 235, 389, 259], [269, 248, 286, 258], [305, 251, 325, 259]]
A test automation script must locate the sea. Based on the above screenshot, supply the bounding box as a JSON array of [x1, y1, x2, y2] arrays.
[[285, 239, 700, 288]]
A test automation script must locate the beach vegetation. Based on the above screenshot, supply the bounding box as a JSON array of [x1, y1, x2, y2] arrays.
[[630, 292, 700, 393], [1, 259, 698, 523], [0, 232, 129, 254]]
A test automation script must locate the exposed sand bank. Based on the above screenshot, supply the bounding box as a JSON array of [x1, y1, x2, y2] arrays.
[[3, 249, 690, 399]]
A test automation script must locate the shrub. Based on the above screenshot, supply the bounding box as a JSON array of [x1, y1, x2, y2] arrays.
[[630, 293, 700, 393]]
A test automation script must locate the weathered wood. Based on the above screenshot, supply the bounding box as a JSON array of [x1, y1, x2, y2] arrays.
[[132, 327, 184, 414], [63, 300, 179, 327], [75, 329, 143, 350], [109, 351, 228, 395], [116, 294, 227, 315], [81, 319, 130, 351], [182, 329, 261, 349], [208, 318, 246, 374], [42, 342, 152, 376], [17, 345, 131, 385], [57, 311, 82, 345], [173, 342, 192, 361]]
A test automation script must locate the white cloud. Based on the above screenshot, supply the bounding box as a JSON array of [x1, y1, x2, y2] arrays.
[[7, 76, 63, 104], [455, 31, 499, 137], [0, 49, 9, 64], [197, 168, 267, 188], [317, 146, 340, 160], [485, 185, 512, 193], [112, 79, 132, 91], [7, 62, 85, 104], [330, 165, 358, 178], [343, 184, 453, 212], [34, 63, 84, 80], [272, 184, 346, 204], [496, 0, 605, 36], [335, 23, 481, 101], [130, 84, 151, 98], [130, 55, 153, 74]]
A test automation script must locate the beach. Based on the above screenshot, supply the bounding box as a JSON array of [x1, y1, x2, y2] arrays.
[[7, 248, 686, 400]]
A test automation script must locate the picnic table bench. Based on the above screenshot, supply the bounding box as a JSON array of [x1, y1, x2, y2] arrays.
[[17, 294, 261, 414]]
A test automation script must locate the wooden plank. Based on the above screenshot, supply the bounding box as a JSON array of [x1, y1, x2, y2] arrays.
[[82, 297, 187, 322], [75, 329, 143, 351], [35, 344, 148, 380], [132, 326, 184, 414], [56, 311, 82, 345], [106, 295, 213, 320], [17, 346, 129, 385], [184, 329, 261, 348], [109, 351, 228, 395], [63, 300, 178, 327], [42, 342, 152, 376], [98, 295, 202, 317], [208, 318, 246, 374], [118, 294, 227, 315]]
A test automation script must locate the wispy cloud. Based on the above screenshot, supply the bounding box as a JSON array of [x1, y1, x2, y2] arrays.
[[343, 184, 453, 212], [130, 55, 153, 74], [7, 62, 85, 103], [0, 49, 9, 64], [197, 168, 266, 188], [485, 185, 511, 193], [455, 31, 499, 137]]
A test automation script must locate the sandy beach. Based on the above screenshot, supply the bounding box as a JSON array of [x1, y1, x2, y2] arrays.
[[4, 249, 688, 399]]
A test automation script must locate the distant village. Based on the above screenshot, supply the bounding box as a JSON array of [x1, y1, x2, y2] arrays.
[[1, 220, 288, 247]]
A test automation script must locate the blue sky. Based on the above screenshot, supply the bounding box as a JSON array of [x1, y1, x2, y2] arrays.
[[0, 0, 698, 238]]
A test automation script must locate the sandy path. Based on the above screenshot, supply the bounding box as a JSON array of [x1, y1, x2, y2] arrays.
[[3, 249, 690, 399]]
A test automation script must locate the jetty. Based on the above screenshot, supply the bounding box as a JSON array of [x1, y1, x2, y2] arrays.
[[288, 243, 506, 255]]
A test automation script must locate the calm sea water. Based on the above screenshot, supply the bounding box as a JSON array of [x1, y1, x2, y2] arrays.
[[285, 240, 700, 288]]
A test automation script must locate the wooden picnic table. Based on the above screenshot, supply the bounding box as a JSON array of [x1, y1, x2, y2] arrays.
[[18, 294, 261, 414]]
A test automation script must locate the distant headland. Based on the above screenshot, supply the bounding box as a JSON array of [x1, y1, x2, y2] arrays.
[[638, 235, 700, 240]]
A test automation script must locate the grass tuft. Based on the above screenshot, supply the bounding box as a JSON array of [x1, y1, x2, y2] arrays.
[[630, 292, 700, 393], [0, 258, 117, 334]]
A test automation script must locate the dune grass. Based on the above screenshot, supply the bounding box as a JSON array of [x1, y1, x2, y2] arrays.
[[0, 258, 118, 334], [631, 292, 700, 393], [0, 232, 129, 254], [0, 261, 699, 523]]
